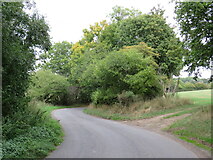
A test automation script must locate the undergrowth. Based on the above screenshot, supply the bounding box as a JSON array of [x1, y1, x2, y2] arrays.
[[165, 105, 212, 150], [84, 96, 192, 120], [2, 101, 64, 158]]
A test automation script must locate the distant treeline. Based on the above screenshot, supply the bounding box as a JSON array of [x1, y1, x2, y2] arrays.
[[174, 77, 212, 92]]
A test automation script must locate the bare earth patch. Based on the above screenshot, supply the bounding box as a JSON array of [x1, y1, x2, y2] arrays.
[[120, 112, 211, 158], [121, 112, 190, 131]]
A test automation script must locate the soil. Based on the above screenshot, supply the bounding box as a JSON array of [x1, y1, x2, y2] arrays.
[[120, 112, 212, 158]]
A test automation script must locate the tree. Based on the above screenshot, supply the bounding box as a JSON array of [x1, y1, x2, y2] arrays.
[[28, 70, 70, 105], [68, 6, 185, 98], [79, 43, 163, 104], [2, 2, 51, 115], [175, 1, 213, 79], [109, 5, 142, 22], [40, 41, 72, 77], [100, 7, 185, 79], [71, 20, 110, 55]]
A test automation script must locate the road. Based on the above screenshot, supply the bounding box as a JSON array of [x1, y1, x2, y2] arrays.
[[47, 107, 198, 158]]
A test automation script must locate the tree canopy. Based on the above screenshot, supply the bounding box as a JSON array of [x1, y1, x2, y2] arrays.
[[40, 41, 73, 76], [2, 2, 51, 115], [175, 1, 213, 79]]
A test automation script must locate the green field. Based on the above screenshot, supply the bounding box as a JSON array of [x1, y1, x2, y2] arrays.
[[177, 89, 211, 105]]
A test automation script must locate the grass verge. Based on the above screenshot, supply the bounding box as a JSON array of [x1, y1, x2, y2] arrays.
[[84, 96, 193, 120], [2, 101, 84, 158], [164, 104, 212, 151]]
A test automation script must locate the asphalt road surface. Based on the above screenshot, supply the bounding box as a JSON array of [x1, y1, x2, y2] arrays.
[[47, 107, 198, 158]]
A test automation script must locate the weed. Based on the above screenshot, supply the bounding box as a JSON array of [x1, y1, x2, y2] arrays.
[[2, 100, 73, 158], [84, 96, 192, 120], [165, 104, 212, 150]]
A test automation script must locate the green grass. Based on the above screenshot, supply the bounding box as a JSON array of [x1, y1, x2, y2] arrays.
[[163, 107, 199, 119], [165, 89, 212, 151], [177, 89, 211, 105], [2, 101, 84, 158]]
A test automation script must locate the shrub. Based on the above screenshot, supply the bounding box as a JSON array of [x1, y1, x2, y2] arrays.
[[2, 101, 63, 158], [117, 91, 135, 107], [91, 88, 118, 105], [69, 42, 163, 105], [184, 82, 196, 90], [28, 70, 70, 105], [88, 44, 163, 105]]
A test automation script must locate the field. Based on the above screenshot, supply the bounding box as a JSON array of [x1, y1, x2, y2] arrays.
[[177, 89, 211, 105]]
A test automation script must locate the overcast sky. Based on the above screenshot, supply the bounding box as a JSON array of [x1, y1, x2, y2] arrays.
[[34, 0, 211, 78], [34, 0, 177, 43]]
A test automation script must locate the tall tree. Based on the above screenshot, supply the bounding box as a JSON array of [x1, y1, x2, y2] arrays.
[[101, 8, 185, 78], [109, 5, 142, 22], [175, 1, 213, 79], [2, 2, 51, 115], [40, 41, 72, 77]]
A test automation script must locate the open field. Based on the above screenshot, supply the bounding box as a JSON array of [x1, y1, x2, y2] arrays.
[[177, 89, 211, 105]]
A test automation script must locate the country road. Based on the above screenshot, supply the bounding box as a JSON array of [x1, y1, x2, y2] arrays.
[[47, 107, 198, 158]]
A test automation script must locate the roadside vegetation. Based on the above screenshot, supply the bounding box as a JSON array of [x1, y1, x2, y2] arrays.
[[165, 90, 212, 150], [2, 101, 64, 158], [84, 96, 192, 120], [2, 0, 212, 158]]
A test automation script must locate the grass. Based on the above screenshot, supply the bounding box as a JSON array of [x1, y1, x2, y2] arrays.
[[84, 96, 193, 120], [177, 89, 211, 105], [2, 101, 85, 159], [164, 90, 212, 151]]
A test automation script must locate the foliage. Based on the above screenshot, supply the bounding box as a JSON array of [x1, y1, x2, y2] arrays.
[[28, 70, 70, 105], [109, 5, 142, 22], [2, 2, 51, 116], [40, 41, 73, 77], [117, 91, 136, 107], [70, 6, 184, 85], [91, 88, 118, 105], [177, 78, 211, 91], [2, 101, 64, 158], [175, 1, 213, 79], [101, 8, 185, 78], [80, 43, 163, 105], [71, 20, 110, 56]]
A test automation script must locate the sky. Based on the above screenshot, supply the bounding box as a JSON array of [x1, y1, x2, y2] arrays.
[[34, 0, 211, 78]]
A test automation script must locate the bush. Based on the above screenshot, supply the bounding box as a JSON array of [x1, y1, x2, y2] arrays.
[[28, 70, 70, 105], [89, 44, 162, 104], [91, 88, 118, 105], [2, 101, 63, 158], [117, 91, 135, 107]]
